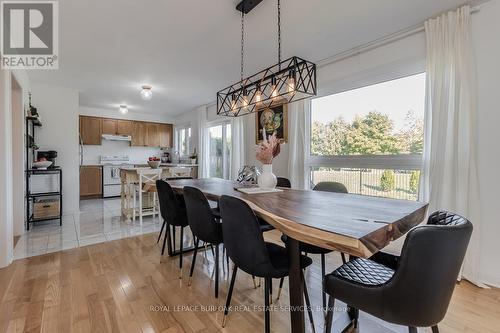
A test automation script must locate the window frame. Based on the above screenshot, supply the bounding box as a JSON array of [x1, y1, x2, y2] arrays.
[[305, 72, 425, 193], [206, 120, 232, 180], [174, 124, 192, 157]]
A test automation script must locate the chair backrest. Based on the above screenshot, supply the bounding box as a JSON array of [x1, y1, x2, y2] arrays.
[[219, 195, 278, 277], [384, 211, 473, 327], [313, 181, 348, 193], [183, 186, 221, 244], [276, 177, 291, 188], [169, 167, 192, 178], [155, 180, 188, 227], [137, 168, 163, 191]]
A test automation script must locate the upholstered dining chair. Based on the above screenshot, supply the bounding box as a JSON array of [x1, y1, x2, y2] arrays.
[[280, 181, 349, 309], [219, 195, 315, 333], [276, 177, 291, 188], [155, 180, 190, 278], [183, 186, 224, 298], [324, 211, 473, 333]]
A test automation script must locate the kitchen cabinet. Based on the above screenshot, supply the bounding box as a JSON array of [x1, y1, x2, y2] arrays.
[[102, 118, 117, 135], [117, 120, 133, 135], [159, 123, 173, 148], [79, 116, 102, 145], [80, 166, 102, 198], [146, 123, 160, 147], [132, 121, 147, 146]]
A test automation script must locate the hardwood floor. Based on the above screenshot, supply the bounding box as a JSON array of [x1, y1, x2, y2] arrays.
[[0, 230, 499, 333]]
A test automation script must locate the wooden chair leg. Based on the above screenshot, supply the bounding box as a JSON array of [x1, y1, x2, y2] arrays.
[[222, 265, 238, 327], [264, 278, 271, 333], [324, 296, 335, 333], [188, 237, 199, 286]]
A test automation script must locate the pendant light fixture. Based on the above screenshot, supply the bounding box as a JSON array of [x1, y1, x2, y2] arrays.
[[217, 0, 317, 117], [119, 104, 128, 114], [140, 85, 153, 100]]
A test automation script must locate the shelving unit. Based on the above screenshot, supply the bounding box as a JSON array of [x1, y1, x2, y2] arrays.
[[25, 117, 63, 230]]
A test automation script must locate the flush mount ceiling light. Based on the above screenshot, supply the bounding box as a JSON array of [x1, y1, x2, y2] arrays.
[[119, 104, 128, 114], [140, 85, 153, 100], [217, 0, 317, 117]]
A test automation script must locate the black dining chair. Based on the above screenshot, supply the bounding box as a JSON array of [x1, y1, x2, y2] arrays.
[[219, 195, 316, 333], [280, 181, 348, 309], [183, 186, 224, 298], [156, 179, 191, 278], [276, 177, 292, 188], [324, 211, 473, 333]]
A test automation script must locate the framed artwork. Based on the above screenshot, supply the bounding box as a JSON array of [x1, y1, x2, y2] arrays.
[[255, 102, 288, 143]]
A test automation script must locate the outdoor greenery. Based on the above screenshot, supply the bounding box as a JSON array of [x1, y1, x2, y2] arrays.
[[409, 170, 420, 193], [380, 170, 396, 191], [311, 110, 424, 156]]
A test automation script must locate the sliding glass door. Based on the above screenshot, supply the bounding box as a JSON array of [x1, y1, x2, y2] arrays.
[[208, 122, 231, 179]]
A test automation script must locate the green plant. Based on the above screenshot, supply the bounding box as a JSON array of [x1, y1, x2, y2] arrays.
[[380, 170, 395, 191], [409, 170, 420, 193]]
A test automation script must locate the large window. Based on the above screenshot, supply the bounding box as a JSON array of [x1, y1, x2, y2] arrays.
[[175, 125, 192, 157], [208, 122, 231, 179], [308, 73, 425, 200]]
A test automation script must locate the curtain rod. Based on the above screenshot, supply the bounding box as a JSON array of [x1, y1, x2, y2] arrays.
[[317, 0, 488, 68]]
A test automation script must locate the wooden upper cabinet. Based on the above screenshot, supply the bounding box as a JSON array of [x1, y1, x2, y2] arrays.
[[102, 119, 117, 135], [132, 122, 146, 146], [146, 123, 160, 147], [116, 120, 133, 136], [159, 124, 173, 148], [79, 116, 102, 145]]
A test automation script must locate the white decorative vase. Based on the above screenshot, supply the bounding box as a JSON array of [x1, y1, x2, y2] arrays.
[[258, 164, 277, 190]]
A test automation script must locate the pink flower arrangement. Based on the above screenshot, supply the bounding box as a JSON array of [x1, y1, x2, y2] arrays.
[[255, 130, 281, 164]]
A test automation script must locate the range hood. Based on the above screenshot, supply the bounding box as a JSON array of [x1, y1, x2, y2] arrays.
[[102, 134, 132, 141]]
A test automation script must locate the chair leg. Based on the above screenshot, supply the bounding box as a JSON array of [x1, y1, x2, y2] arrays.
[[409, 327, 418, 333], [157, 219, 165, 243], [179, 226, 184, 279], [252, 275, 258, 289], [161, 222, 170, 256], [301, 270, 316, 333], [215, 243, 220, 298], [269, 278, 273, 304], [188, 237, 199, 286], [172, 225, 176, 252], [222, 265, 238, 327], [324, 296, 335, 333], [276, 277, 284, 301], [139, 190, 143, 226], [341, 252, 347, 264], [321, 253, 326, 311], [132, 189, 136, 221], [432, 326, 439, 333], [264, 278, 271, 333]]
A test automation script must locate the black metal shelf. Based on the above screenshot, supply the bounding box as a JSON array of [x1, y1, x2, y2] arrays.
[[25, 117, 63, 230]]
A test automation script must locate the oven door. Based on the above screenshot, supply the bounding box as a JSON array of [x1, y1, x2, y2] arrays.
[[103, 184, 122, 198], [103, 166, 122, 185]]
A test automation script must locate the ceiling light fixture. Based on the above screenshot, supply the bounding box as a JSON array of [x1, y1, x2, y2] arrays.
[[140, 85, 153, 100], [119, 104, 128, 114], [217, 0, 317, 117]]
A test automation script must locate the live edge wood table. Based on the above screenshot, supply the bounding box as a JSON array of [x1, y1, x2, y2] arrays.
[[167, 178, 428, 333]]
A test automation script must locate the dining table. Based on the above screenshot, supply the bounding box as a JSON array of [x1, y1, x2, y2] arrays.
[[167, 178, 428, 333]]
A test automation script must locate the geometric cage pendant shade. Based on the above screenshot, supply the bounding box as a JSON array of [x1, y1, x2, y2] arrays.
[[217, 56, 317, 117]]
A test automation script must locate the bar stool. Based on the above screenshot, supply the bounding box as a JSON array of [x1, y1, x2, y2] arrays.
[[132, 168, 162, 226]]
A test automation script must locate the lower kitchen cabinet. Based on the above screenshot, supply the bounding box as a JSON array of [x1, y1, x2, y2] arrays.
[[80, 166, 102, 198]]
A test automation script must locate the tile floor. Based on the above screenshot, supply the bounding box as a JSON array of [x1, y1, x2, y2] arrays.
[[13, 198, 162, 259]]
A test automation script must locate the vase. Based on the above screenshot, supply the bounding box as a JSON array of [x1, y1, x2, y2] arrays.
[[258, 164, 277, 190]]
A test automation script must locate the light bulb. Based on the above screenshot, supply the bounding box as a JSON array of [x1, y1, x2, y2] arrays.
[[271, 76, 278, 98], [242, 90, 249, 109], [140, 85, 153, 100], [231, 94, 237, 112], [119, 105, 128, 114], [255, 84, 262, 103], [287, 70, 296, 93]]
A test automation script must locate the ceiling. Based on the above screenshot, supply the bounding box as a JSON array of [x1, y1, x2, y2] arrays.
[[27, 0, 468, 117]]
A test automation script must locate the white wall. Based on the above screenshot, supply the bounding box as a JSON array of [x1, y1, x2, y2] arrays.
[[472, 0, 500, 287], [32, 84, 80, 215]]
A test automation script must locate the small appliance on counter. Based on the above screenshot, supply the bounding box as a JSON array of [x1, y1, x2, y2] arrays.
[[161, 149, 171, 163], [36, 150, 58, 168]]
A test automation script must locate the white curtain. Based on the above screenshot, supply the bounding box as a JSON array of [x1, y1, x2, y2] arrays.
[[230, 116, 246, 180], [197, 105, 210, 178], [287, 99, 310, 189], [421, 6, 485, 287]]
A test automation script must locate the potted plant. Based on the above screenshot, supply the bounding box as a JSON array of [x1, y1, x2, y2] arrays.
[[189, 148, 197, 165], [255, 131, 281, 190]]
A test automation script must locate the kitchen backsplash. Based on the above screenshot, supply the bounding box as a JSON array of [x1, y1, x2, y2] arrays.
[[82, 140, 162, 165]]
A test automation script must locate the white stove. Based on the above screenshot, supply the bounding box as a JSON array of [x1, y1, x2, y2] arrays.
[[101, 155, 132, 197]]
